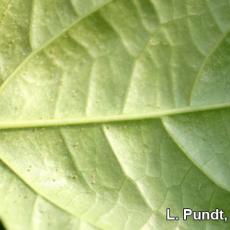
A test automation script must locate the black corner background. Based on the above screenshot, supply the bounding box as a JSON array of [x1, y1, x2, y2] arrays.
[[0, 220, 6, 230]]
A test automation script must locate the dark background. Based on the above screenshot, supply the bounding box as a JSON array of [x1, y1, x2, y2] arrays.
[[0, 220, 5, 230]]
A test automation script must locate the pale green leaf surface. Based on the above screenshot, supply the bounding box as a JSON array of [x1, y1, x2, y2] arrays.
[[0, 0, 230, 229], [0, 0, 111, 83], [0, 160, 98, 230]]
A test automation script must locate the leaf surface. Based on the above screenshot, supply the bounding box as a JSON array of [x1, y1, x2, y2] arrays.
[[0, 0, 230, 229]]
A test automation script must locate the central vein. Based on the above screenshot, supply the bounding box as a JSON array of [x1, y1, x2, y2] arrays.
[[0, 102, 228, 130]]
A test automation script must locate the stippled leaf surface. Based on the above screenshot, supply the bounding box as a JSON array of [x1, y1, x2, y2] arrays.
[[0, 0, 230, 229]]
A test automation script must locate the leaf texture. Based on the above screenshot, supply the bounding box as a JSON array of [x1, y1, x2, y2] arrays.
[[0, 0, 230, 229]]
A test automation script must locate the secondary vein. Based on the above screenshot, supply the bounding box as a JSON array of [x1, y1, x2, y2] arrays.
[[0, 0, 115, 96]]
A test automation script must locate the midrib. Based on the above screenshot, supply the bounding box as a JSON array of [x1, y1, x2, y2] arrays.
[[0, 102, 229, 130]]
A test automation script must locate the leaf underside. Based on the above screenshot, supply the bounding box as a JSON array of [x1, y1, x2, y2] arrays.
[[0, 0, 230, 229]]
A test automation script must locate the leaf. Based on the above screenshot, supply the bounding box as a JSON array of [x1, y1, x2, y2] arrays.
[[0, 0, 230, 229], [0, 161, 97, 230]]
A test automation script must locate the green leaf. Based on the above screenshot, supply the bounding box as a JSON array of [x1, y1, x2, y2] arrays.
[[0, 0, 230, 229]]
